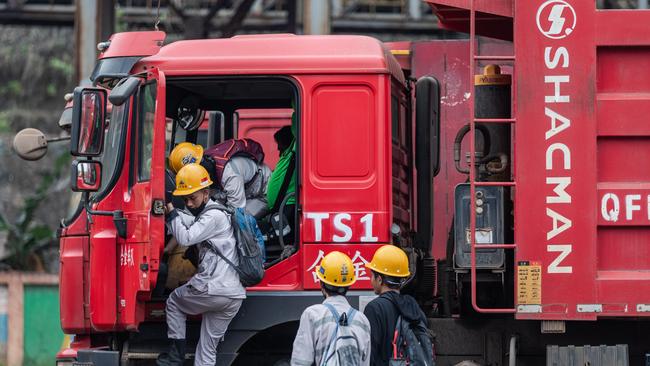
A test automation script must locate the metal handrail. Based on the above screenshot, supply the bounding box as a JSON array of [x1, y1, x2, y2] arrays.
[[468, 0, 517, 314]]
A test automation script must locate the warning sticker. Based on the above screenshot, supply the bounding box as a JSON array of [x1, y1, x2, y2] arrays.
[[517, 261, 541, 305]]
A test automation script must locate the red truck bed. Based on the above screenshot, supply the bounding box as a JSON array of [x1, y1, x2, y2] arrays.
[[425, 0, 650, 320]]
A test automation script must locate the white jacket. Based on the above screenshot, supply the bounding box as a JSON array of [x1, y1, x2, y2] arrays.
[[219, 156, 271, 208], [166, 200, 245, 299], [291, 295, 371, 366]]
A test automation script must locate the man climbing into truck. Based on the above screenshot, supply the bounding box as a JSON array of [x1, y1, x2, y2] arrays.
[[160, 163, 245, 366]]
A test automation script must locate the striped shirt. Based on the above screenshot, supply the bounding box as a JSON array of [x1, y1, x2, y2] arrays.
[[291, 295, 371, 366]]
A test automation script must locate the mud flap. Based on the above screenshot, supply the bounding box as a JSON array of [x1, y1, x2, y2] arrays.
[[74, 349, 119, 366]]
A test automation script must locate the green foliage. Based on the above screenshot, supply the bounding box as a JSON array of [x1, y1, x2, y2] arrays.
[[115, 7, 128, 33], [0, 112, 10, 133], [6, 80, 21, 96], [48, 57, 73, 79], [0, 80, 23, 99], [46, 83, 57, 97], [0, 152, 69, 271]]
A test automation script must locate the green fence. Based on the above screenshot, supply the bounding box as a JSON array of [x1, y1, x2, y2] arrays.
[[0, 273, 65, 366], [23, 285, 65, 366]]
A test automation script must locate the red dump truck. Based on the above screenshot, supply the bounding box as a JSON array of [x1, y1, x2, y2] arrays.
[[13, 0, 650, 365]]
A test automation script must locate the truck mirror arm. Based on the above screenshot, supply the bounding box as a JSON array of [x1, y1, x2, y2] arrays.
[[83, 192, 127, 239]]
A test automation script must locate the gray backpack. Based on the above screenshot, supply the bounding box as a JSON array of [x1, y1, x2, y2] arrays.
[[321, 304, 363, 366]]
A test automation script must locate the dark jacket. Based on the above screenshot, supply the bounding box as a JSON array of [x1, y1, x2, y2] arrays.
[[363, 291, 428, 366]]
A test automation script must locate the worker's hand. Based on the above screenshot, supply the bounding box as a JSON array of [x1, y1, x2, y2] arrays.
[[165, 202, 175, 214]]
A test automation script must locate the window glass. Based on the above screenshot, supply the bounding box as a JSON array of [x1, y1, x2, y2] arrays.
[[138, 82, 157, 181], [95, 101, 128, 196], [171, 123, 207, 146]]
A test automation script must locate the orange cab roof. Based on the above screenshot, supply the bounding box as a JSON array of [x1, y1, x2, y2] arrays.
[[140, 34, 405, 84]]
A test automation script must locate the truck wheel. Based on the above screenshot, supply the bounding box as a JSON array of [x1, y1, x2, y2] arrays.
[[120, 341, 130, 366]]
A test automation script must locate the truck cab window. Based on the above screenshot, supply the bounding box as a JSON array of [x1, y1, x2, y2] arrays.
[[138, 82, 157, 181], [93, 101, 129, 201]]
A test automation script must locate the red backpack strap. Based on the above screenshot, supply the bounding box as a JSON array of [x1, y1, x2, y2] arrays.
[[392, 316, 402, 359]]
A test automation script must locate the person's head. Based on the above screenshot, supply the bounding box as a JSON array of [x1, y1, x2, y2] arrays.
[[365, 245, 410, 294], [173, 163, 213, 215], [169, 142, 204, 173], [273, 125, 293, 155], [316, 251, 356, 298]]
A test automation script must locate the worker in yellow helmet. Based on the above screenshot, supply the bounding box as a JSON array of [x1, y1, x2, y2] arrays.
[[169, 140, 271, 218], [363, 245, 433, 365], [291, 251, 371, 365], [159, 163, 244, 366]]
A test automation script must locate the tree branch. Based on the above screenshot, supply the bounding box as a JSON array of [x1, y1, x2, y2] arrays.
[[221, 0, 256, 38], [168, 0, 187, 20], [203, 0, 228, 27]]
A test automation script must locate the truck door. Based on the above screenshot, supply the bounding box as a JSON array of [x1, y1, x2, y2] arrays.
[[117, 69, 167, 329]]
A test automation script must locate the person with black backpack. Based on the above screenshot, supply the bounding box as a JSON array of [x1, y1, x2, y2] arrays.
[[364, 245, 435, 366], [291, 251, 371, 366], [158, 163, 246, 366]]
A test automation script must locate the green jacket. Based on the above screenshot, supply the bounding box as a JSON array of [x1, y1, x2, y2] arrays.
[[266, 139, 296, 209]]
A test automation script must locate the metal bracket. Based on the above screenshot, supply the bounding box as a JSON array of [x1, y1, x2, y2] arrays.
[[577, 304, 603, 313], [636, 304, 650, 312], [152, 199, 165, 216], [541, 320, 566, 334]]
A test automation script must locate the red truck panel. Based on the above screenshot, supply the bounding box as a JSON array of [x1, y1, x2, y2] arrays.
[[411, 39, 513, 262], [300, 75, 391, 245], [424, 1, 650, 320], [60, 235, 89, 333], [100, 31, 165, 59], [89, 227, 118, 329], [302, 244, 383, 290], [514, 2, 650, 320], [426, 0, 514, 41], [299, 74, 392, 290]]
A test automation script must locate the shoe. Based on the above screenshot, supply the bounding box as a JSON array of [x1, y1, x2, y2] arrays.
[[156, 339, 186, 366]]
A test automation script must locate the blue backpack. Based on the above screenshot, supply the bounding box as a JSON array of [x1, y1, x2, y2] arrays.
[[204, 206, 265, 287]]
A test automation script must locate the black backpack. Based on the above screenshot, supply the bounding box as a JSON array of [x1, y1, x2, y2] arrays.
[[390, 302, 435, 366], [199, 205, 265, 287]]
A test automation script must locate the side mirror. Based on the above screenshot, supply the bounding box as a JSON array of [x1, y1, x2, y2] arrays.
[[71, 160, 102, 192], [13, 128, 48, 161], [70, 87, 107, 157], [108, 76, 141, 106]]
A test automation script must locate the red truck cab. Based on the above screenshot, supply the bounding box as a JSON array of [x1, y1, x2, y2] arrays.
[[58, 31, 438, 364]]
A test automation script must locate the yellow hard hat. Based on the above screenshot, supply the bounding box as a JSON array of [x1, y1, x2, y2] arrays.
[[365, 245, 410, 277], [316, 251, 356, 287], [169, 142, 204, 174], [173, 163, 213, 196]]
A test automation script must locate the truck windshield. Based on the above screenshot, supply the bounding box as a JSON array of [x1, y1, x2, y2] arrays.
[[92, 101, 129, 200]]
